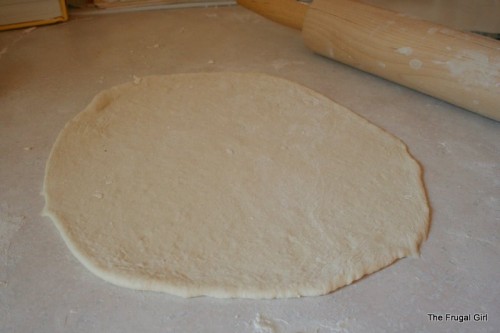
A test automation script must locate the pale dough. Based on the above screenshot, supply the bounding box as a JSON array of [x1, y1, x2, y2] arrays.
[[43, 72, 429, 298]]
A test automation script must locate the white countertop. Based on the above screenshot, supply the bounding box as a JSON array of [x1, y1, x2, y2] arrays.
[[1, 5, 498, 332]]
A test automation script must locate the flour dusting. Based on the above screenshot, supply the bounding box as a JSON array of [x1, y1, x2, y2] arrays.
[[433, 50, 499, 88], [252, 314, 278, 333], [396, 47, 413, 56], [409, 59, 423, 70]]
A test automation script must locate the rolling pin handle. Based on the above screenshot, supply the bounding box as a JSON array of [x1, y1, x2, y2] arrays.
[[236, 0, 308, 30]]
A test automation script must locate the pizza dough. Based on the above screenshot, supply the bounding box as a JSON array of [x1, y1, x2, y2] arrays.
[[43, 72, 429, 298]]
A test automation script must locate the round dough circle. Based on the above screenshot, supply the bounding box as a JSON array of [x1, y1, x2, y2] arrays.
[[43, 72, 429, 298]]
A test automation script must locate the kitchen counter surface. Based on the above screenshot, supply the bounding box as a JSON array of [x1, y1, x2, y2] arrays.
[[1, 5, 498, 332]]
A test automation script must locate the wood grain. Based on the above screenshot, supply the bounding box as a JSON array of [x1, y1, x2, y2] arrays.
[[302, 0, 500, 121]]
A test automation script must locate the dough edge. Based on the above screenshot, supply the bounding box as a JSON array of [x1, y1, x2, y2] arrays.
[[42, 72, 430, 299]]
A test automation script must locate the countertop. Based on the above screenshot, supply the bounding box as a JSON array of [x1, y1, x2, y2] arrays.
[[1, 5, 499, 332]]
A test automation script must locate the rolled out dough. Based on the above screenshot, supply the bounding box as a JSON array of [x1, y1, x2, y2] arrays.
[[43, 72, 429, 298]]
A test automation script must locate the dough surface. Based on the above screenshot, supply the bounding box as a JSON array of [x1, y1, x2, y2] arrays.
[[43, 72, 429, 298]]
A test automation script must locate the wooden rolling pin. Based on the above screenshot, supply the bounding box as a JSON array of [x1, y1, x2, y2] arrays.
[[237, 0, 500, 121]]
